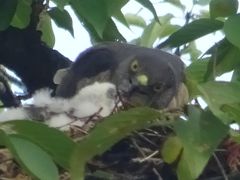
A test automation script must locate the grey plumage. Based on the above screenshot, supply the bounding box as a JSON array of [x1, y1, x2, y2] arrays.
[[55, 42, 186, 109]]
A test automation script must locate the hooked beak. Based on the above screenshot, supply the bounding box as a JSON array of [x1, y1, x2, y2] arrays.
[[118, 74, 148, 92], [117, 74, 150, 107]]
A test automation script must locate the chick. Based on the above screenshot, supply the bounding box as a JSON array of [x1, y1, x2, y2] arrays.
[[0, 82, 118, 131]]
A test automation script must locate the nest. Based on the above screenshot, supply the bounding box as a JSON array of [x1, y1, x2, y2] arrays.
[[0, 94, 240, 180]]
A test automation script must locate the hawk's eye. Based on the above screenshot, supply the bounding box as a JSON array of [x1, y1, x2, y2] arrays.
[[153, 83, 163, 92], [130, 60, 140, 72]]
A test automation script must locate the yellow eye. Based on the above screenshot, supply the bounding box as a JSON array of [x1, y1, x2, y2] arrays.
[[130, 60, 139, 72], [153, 83, 163, 92]]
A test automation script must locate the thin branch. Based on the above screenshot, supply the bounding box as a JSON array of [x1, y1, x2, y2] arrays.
[[131, 138, 146, 157], [134, 132, 159, 148], [139, 150, 159, 163], [153, 168, 163, 180], [213, 152, 228, 180]]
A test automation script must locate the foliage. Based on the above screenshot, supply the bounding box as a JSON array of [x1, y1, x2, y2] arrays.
[[71, 107, 164, 179], [175, 107, 229, 179], [0, 0, 240, 179]]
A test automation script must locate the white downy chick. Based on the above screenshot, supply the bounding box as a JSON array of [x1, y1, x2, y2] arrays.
[[70, 82, 117, 117], [0, 89, 67, 122], [0, 82, 117, 131], [47, 82, 117, 130], [32, 88, 68, 113]]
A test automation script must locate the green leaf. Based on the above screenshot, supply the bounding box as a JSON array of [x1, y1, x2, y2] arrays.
[[104, 0, 128, 16], [185, 59, 210, 98], [161, 136, 183, 163], [214, 46, 240, 75], [141, 20, 162, 47], [175, 106, 229, 180], [224, 14, 240, 50], [210, 0, 238, 18], [70, 0, 109, 37], [158, 19, 224, 48], [135, 0, 160, 23], [181, 42, 202, 61], [70, 0, 127, 42], [11, 0, 32, 29], [0, 120, 77, 169], [232, 69, 240, 82], [0, 129, 9, 146], [7, 135, 59, 180], [70, 107, 165, 179], [104, 0, 129, 28], [37, 11, 55, 47], [221, 103, 240, 123], [203, 38, 240, 80], [50, 0, 70, 10], [125, 13, 146, 28], [102, 18, 126, 42], [159, 24, 181, 39], [113, 11, 129, 28], [186, 59, 210, 83], [0, 0, 18, 30], [48, 7, 74, 36], [198, 81, 240, 123], [141, 14, 179, 47]]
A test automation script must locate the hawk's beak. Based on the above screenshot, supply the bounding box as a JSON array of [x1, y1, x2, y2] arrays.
[[117, 74, 148, 96], [136, 74, 148, 86], [117, 74, 150, 107], [118, 74, 149, 104]]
